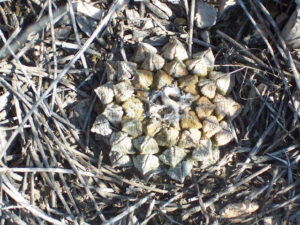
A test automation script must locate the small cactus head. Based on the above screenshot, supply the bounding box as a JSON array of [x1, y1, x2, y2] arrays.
[[92, 38, 241, 182]]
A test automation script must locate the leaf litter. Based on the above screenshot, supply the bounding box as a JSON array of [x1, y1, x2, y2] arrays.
[[0, 0, 299, 224]]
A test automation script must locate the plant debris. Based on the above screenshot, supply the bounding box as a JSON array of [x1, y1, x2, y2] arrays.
[[0, 0, 299, 224]]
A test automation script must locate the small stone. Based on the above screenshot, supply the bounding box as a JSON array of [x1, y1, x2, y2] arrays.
[[282, 8, 300, 49], [195, 1, 217, 29]]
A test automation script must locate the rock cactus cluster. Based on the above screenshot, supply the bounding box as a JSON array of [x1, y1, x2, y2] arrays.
[[91, 39, 241, 182]]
